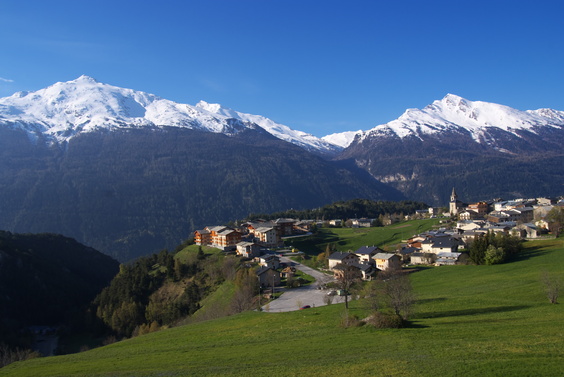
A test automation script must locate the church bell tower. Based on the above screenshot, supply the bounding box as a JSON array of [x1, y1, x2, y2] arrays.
[[449, 187, 459, 216]]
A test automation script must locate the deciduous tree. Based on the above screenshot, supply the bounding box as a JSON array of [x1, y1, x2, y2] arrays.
[[542, 270, 562, 304], [334, 264, 361, 309]]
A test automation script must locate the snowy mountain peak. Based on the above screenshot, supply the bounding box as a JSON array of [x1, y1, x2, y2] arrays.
[[322, 130, 362, 148], [361, 94, 564, 144], [73, 75, 99, 83], [195, 100, 239, 119], [0, 76, 340, 154]]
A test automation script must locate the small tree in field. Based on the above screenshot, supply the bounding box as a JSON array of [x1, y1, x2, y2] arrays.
[[542, 270, 562, 304], [364, 269, 415, 324], [334, 264, 361, 310]]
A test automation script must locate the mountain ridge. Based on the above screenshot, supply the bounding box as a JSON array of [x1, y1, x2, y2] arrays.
[[326, 94, 564, 149], [0, 76, 340, 155]]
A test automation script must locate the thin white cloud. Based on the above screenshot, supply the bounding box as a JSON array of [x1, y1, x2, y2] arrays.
[[0, 77, 14, 83]]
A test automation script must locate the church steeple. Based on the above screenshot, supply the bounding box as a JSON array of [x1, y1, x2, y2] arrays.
[[450, 187, 458, 203], [449, 187, 460, 216]]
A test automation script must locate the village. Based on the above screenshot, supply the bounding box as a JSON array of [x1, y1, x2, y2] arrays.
[[193, 189, 564, 289]]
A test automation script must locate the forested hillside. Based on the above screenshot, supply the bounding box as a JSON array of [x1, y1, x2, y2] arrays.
[[0, 232, 118, 353], [0, 127, 403, 262], [91, 245, 257, 339]]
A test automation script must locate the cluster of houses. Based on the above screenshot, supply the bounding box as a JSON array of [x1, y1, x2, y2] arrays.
[[399, 189, 564, 266], [194, 219, 311, 288], [193, 189, 563, 286], [193, 218, 310, 254], [327, 246, 401, 281]]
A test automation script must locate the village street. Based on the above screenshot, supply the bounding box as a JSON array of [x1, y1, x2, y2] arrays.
[[261, 256, 345, 312]]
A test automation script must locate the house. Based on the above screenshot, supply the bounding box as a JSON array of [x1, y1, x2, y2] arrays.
[[280, 266, 296, 279], [236, 241, 262, 258], [420, 236, 459, 254], [407, 235, 427, 248], [456, 220, 485, 231], [466, 202, 489, 218], [253, 227, 279, 247], [352, 263, 376, 280], [458, 211, 475, 221], [214, 228, 242, 250], [512, 207, 535, 223], [460, 230, 488, 245], [533, 205, 555, 220], [513, 223, 541, 239], [435, 252, 462, 266], [487, 212, 510, 223], [537, 197, 557, 205], [256, 267, 281, 288], [410, 252, 436, 265], [353, 245, 383, 265], [332, 263, 363, 281], [329, 219, 342, 227], [274, 218, 296, 236], [488, 208, 533, 224], [351, 218, 375, 228], [257, 254, 281, 269], [397, 246, 418, 262], [372, 253, 401, 271], [194, 229, 212, 245], [327, 252, 359, 269], [536, 219, 550, 230], [194, 226, 241, 250], [294, 220, 314, 233]]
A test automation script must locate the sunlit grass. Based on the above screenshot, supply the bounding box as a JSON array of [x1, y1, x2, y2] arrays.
[[3, 237, 563, 376]]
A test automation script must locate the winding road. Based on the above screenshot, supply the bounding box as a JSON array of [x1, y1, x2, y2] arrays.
[[261, 256, 345, 312]]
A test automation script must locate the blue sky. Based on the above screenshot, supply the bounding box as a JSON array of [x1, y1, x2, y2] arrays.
[[1, 0, 563, 137]]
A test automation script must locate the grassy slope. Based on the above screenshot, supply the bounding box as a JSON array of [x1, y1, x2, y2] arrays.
[[3, 239, 563, 376], [287, 219, 442, 254]]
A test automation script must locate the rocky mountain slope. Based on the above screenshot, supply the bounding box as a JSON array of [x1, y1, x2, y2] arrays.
[[338, 94, 564, 204]]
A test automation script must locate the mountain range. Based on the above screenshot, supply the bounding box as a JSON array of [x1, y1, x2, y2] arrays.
[[0, 75, 340, 155], [338, 94, 564, 204], [1, 77, 563, 260], [0, 77, 399, 261]]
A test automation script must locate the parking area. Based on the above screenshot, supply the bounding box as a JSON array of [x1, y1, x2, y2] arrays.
[[261, 257, 345, 312]]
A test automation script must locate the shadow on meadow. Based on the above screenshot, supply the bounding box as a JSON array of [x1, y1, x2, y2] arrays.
[[417, 304, 530, 319], [509, 245, 551, 263], [416, 297, 448, 304]]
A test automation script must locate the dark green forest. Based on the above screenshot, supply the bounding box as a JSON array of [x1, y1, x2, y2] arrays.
[[247, 199, 428, 222], [0, 232, 119, 352]]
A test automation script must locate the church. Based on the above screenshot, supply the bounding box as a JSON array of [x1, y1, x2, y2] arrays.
[[449, 187, 466, 216]]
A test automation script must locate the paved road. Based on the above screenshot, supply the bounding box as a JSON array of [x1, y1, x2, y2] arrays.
[[261, 256, 345, 312]]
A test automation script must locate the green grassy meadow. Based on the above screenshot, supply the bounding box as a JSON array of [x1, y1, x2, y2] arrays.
[[287, 219, 442, 255], [3, 236, 563, 376]]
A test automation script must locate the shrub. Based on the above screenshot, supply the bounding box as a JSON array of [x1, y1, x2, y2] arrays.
[[364, 312, 404, 329], [340, 312, 363, 328]]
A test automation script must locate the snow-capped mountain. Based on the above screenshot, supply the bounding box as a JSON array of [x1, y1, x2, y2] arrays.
[[321, 130, 362, 148], [0, 76, 340, 154], [357, 94, 564, 147], [195, 100, 342, 154], [339, 94, 564, 206]]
